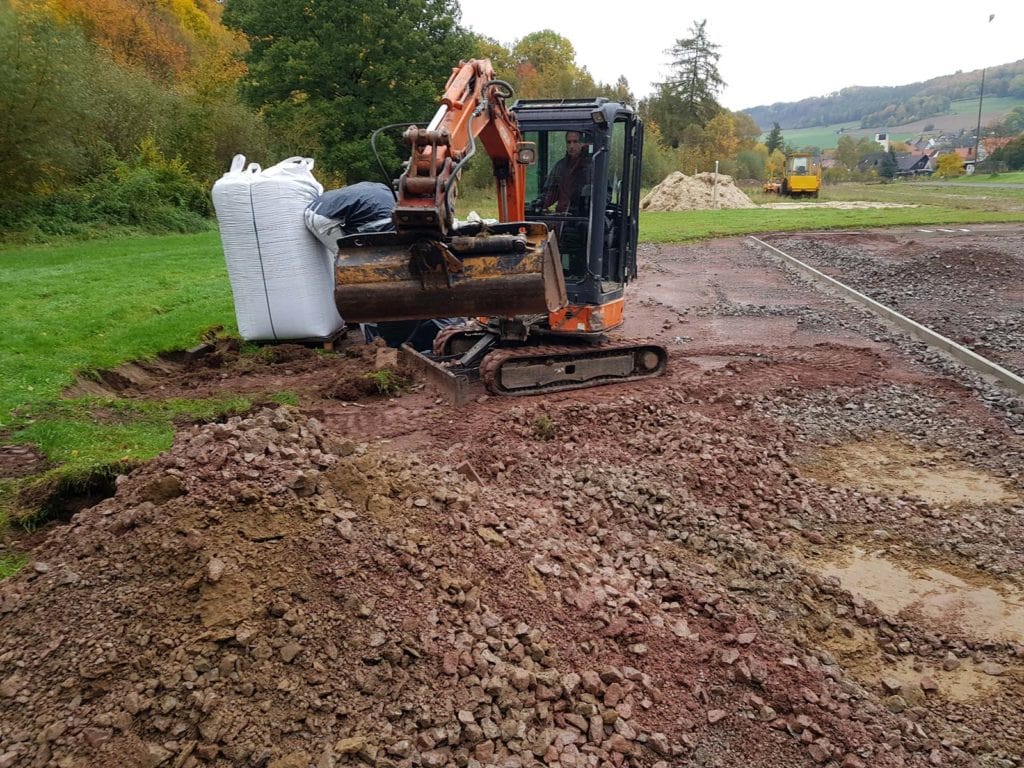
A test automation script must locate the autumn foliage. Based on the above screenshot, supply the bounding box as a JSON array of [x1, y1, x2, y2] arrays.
[[1, 0, 263, 239], [16, 0, 242, 82]]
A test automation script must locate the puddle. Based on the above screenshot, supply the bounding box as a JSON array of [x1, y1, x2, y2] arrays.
[[820, 623, 1003, 702], [800, 438, 1018, 506], [820, 547, 1024, 644]]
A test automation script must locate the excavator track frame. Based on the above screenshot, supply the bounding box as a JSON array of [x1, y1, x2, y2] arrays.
[[480, 341, 667, 396]]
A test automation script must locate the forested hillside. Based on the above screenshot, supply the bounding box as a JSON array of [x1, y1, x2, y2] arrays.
[[1, 0, 265, 237], [1, 4, 776, 242], [745, 60, 1024, 130]]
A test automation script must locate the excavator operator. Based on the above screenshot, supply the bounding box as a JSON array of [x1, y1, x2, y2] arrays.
[[542, 131, 592, 215]]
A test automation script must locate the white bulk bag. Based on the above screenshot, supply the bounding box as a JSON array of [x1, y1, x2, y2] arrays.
[[212, 155, 344, 341]]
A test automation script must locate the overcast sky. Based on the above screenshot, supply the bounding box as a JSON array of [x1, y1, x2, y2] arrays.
[[456, 0, 1023, 111]]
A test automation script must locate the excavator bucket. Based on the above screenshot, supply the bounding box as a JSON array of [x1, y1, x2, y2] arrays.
[[334, 222, 566, 322]]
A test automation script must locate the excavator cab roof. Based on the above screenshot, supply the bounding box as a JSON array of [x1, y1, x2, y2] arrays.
[[511, 98, 630, 130]]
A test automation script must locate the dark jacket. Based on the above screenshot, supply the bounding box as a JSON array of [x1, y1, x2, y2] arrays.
[[543, 154, 592, 214]]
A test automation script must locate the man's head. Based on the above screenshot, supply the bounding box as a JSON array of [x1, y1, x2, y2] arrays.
[[565, 131, 584, 159]]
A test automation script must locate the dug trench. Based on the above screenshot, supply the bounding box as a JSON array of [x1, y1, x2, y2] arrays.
[[2, 233, 1024, 768]]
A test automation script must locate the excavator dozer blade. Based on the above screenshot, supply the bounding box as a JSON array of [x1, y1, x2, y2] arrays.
[[334, 222, 566, 323]]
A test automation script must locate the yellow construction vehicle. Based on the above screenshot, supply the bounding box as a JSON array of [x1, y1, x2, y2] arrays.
[[780, 153, 821, 198]]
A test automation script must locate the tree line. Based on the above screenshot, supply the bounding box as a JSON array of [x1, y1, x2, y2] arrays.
[[1, 1, 764, 242]]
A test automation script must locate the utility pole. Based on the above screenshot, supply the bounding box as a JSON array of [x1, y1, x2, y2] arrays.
[[972, 14, 995, 174]]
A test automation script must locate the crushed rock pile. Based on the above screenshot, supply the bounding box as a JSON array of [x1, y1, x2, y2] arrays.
[[640, 172, 756, 212], [4, 389, 1013, 768]]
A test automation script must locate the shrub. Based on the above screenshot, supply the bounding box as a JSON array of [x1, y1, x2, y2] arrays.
[[531, 415, 556, 440], [934, 153, 965, 178], [1, 137, 213, 242]]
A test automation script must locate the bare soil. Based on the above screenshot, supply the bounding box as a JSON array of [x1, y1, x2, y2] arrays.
[[2, 227, 1024, 768]]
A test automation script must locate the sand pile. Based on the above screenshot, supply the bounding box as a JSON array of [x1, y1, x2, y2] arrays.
[[640, 172, 756, 211]]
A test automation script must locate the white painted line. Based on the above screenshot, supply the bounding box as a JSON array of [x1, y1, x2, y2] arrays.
[[959, 228, 971, 232], [918, 229, 934, 232], [749, 235, 1024, 396], [938, 228, 955, 232]]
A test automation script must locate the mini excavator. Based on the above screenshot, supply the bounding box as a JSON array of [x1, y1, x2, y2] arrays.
[[333, 59, 667, 400]]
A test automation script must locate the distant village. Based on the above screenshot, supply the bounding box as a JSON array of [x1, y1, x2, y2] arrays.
[[832, 131, 1014, 177]]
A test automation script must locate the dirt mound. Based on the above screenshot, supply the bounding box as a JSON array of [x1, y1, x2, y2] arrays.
[[1, 392, 977, 768], [640, 172, 756, 211]]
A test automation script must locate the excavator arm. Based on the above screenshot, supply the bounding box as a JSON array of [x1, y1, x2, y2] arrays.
[[393, 60, 530, 236], [334, 59, 566, 323]]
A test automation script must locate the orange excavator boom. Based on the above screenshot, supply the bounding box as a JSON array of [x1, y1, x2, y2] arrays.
[[392, 59, 531, 237]]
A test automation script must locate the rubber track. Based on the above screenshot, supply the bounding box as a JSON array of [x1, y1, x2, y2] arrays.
[[432, 324, 484, 356], [480, 341, 667, 396]]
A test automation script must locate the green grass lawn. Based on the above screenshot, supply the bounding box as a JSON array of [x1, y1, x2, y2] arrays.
[[0, 231, 236, 428], [639, 204, 1023, 242], [0, 232, 252, 528], [945, 171, 1024, 184]]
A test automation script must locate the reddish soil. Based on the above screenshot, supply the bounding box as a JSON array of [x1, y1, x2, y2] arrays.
[[2, 228, 1023, 768]]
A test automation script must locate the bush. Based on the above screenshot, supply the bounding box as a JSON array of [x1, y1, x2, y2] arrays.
[[990, 136, 1024, 170], [731, 149, 766, 181], [88, 140, 211, 228], [0, 139, 213, 243]]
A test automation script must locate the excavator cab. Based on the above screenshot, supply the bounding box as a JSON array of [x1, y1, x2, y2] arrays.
[[514, 98, 644, 334]]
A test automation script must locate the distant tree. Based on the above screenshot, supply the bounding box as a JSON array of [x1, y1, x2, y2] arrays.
[[999, 106, 1024, 135], [765, 122, 784, 154], [879, 148, 898, 179], [935, 152, 965, 177], [733, 148, 766, 180], [472, 34, 518, 78], [511, 30, 596, 98], [644, 19, 724, 147], [1009, 74, 1024, 99], [834, 135, 860, 170], [766, 148, 786, 180], [637, 120, 678, 186], [607, 75, 635, 107], [990, 136, 1024, 170], [731, 112, 763, 148], [703, 112, 741, 162]]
